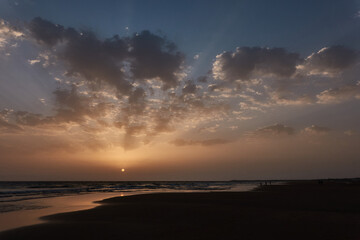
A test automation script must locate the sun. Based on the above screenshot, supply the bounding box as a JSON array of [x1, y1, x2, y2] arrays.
[[121, 168, 125, 172]]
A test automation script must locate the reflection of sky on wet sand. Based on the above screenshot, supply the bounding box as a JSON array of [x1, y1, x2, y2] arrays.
[[0, 192, 124, 232]]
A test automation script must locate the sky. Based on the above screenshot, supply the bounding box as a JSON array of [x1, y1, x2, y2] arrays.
[[0, 0, 360, 180]]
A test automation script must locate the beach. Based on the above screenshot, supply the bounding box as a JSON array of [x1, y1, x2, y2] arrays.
[[0, 181, 359, 240], [0, 181, 254, 232]]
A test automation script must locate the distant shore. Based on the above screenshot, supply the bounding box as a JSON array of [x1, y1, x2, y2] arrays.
[[1, 180, 360, 240]]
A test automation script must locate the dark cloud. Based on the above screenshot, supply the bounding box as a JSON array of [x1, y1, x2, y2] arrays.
[[197, 76, 208, 83], [126, 87, 147, 115], [170, 138, 230, 147], [53, 87, 111, 123], [182, 80, 197, 95], [124, 124, 146, 136], [255, 123, 295, 136], [213, 47, 301, 82], [129, 31, 185, 89], [29, 17, 131, 94], [29, 17, 66, 46], [27, 18, 184, 94], [302, 45, 358, 75], [149, 106, 175, 134], [63, 31, 132, 95], [153, 116, 173, 133]]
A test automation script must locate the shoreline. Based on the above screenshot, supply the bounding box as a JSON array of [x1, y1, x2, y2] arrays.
[[0, 182, 256, 232], [0, 192, 125, 232], [1, 180, 360, 239]]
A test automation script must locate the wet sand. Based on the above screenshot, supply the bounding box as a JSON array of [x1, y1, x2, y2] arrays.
[[1, 181, 360, 240], [0, 192, 124, 232]]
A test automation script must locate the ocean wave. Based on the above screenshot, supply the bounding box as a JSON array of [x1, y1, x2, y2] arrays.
[[0, 181, 258, 212]]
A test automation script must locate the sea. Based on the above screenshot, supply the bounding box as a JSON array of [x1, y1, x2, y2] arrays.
[[0, 181, 262, 232]]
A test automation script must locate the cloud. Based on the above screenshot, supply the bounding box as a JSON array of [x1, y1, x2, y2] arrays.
[[299, 46, 358, 76], [10, 86, 113, 127], [27, 18, 184, 94], [303, 125, 331, 134], [210, 45, 360, 110], [21, 18, 194, 149], [197, 124, 219, 133], [53, 87, 112, 123], [28, 17, 66, 46], [268, 91, 315, 106], [212, 47, 301, 82], [0, 19, 23, 49], [63, 33, 132, 95], [208, 45, 360, 116], [0, 117, 22, 132], [254, 123, 295, 136], [152, 115, 174, 133], [170, 138, 230, 147], [126, 87, 147, 115], [182, 80, 197, 95], [0, 20, 22, 37], [197, 76, 208, 83], [28, 17, 131, 94], [344, 130, 357, 136], [317, 83, 360, 104], [129, 31, 185, 89], [0, 109, 22, 132], [16, 18, 231, 151], [13, 111, 53, 126], [4, 17, 358, 154]]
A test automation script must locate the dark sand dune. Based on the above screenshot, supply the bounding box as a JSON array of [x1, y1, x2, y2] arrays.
[[1, 181, 360, 240]]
